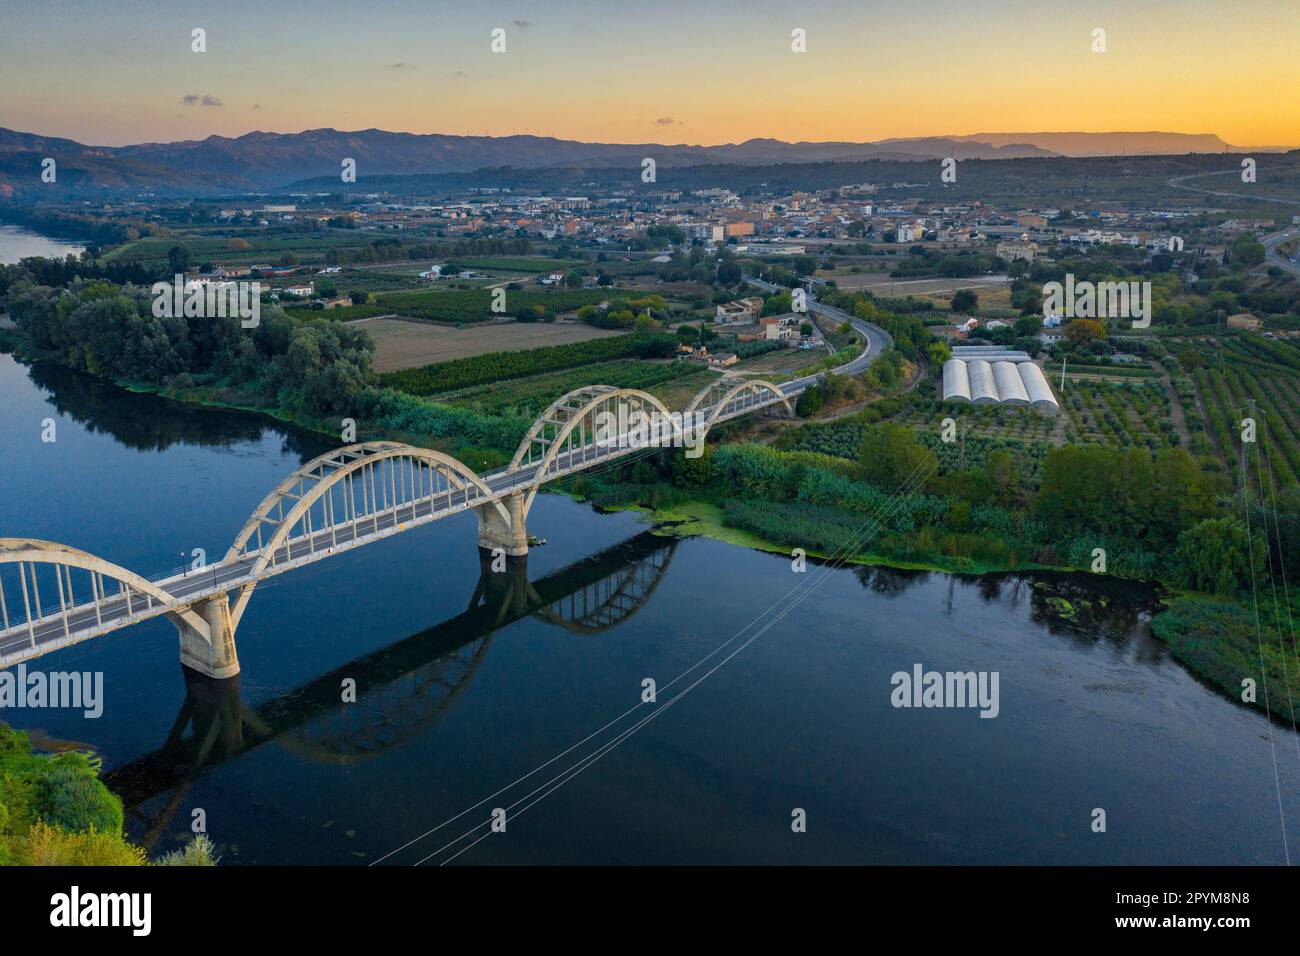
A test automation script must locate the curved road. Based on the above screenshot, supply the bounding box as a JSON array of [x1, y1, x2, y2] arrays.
[[742, 274, 893, 396], [1167, 167, 1300, 276]]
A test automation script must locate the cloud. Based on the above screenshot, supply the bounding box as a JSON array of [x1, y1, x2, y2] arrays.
[[252, 103, 263, 110], [385, 62, 411, 70], [180, 94, 223, 107], [654, 117, 677, 126], [511, 19, 533, 28], [447, 70, 466, 78]]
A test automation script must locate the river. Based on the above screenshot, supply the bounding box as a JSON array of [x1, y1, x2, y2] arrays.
[[0, 225, 85, 265], [0, 352, 1296, 864]]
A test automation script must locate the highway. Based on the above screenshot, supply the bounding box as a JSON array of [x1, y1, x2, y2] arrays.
[[1261, 228, 1300, 276]]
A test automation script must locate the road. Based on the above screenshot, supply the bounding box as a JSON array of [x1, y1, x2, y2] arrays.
[[742, 274, 893, 391], [1261, 228, 1300, 276], [1167, 167, 1300, 208]]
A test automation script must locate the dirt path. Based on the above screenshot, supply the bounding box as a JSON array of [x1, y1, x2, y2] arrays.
[[1150, 360, 1192, 449]]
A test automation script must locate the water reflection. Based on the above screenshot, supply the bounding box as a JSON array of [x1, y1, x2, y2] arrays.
[[105, 532, 678, 849], [24, 359, 326, 459]]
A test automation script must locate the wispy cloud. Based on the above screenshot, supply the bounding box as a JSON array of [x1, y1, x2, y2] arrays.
[[180, 94, 223, 107], [654, 116, 677, 126], [511, 19, 533, 28], [385, 62, 411, 70]]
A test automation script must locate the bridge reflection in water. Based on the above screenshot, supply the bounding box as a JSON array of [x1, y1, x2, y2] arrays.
[[104, 531, 677, 849]]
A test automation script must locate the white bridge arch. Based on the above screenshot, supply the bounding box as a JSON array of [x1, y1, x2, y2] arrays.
[[683, 378, 793, 430], [223, 440, 511, 628], [0, 538, 211, 658], [507, 385, 680, 511]]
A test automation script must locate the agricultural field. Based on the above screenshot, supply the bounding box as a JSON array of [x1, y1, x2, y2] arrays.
[[1190, 335, 1300, 491], [890, 395, 1058, 444], [774, 396, 1052, 486], [452, 257, 583, 273], [371, 287, 613, 323], [914, 283, 1014, 313], [354, 317, 622, 373], [1042, 360, 1160, 380], [379, 332, 678, 395], [1058, 379, 1179, 449], [98, 232, 376, 267]]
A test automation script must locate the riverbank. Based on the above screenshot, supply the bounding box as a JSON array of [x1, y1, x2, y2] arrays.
[[576, 491, 1300, 726]]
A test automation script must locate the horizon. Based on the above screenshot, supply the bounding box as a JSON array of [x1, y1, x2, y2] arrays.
[[3, 0, 1298, 148], [8, 123, 1299, 153]]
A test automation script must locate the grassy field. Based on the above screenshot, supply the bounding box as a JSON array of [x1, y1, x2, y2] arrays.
[[99, 232, 375, 267], [355, 317, 623, 373]]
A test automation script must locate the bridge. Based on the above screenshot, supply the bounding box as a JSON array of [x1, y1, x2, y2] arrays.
[[0, 286, 887, 680]]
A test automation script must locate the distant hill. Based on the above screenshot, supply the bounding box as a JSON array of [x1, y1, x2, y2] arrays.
[[932, 131, 1244, 156], [0, 126, 1278, 195]]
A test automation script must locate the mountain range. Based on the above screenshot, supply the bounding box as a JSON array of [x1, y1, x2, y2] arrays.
[[0, 127, 1257, 194]]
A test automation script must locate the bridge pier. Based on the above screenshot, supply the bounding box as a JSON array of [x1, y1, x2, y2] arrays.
[[476, 491, 529, 558], [177, 592, 241, 680], [476, 548, 531, 616]]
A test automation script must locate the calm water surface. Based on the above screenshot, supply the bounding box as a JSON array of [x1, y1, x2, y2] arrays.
[[0, 225, 85, 265], [0, 352, 1296, 864]]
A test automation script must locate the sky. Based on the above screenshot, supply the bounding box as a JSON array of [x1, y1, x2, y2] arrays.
[[2, 0, 1298, 148]]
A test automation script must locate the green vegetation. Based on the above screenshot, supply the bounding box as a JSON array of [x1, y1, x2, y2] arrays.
[[1060, 379, 1178, 449], [374, 287, 610, 323], [0, 723, 215, 865], [1153, 594, 1300, 724]]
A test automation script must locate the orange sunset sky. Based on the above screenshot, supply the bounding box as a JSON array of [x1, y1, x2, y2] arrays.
[[2, 0, 1297, 148]]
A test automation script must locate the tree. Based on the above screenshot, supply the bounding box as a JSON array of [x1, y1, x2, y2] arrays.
[[795, 386, 824, 417], [671, 444, 713, 486], [857, 423, 938, 491], [716, 258, 741, 285], [1175, 516, 1259, 595], [951, 289, 978, 313], [1064, 318, 1106, 346], [1014, 315, 1043, 337], [926, 340, 952, 365], [1231, 235, 1266, 267], [167, 245, 190, 275]]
